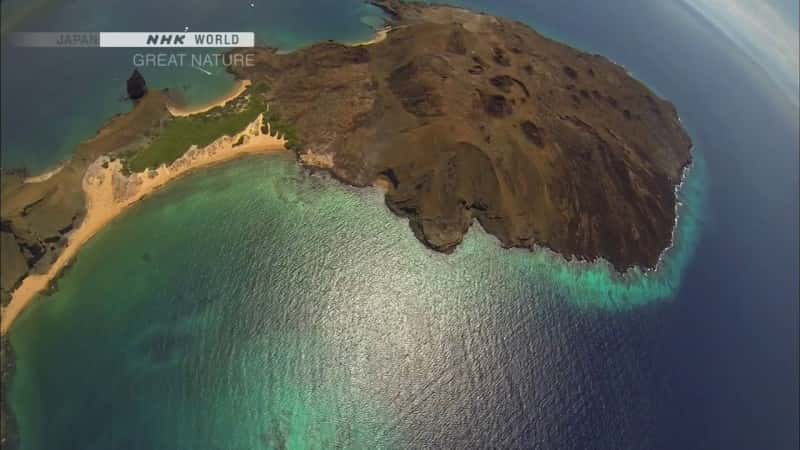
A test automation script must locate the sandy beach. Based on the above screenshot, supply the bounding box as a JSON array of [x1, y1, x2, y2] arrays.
[[167, 79, 252, 117], [1, 114, 286, 334], [351, 27, 391, 46]]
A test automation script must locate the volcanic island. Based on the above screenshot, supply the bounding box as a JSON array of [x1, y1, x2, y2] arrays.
[[0, 0, 692, 333]]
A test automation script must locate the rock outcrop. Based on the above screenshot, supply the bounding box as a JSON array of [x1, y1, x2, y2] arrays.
[[127, 69, 147, 101]]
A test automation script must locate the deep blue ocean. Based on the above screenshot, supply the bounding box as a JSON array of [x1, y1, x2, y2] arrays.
[[2, 0, 798, 449]]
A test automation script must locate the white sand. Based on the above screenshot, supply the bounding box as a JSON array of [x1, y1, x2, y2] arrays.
[[1, 114, 287, 334]]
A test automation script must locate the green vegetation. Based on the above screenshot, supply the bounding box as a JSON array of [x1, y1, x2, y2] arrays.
[[124, 82, 305, 172], [262, 109, 302, 151], [126, 83, 272, 172]]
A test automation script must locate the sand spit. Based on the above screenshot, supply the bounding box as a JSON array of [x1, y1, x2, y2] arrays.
[[1, 114, 286, 334]]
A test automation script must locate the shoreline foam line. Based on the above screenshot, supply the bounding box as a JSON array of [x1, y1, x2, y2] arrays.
[[1, 114, 287, 334]]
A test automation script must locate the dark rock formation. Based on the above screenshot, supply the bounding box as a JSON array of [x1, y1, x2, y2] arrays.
[[229, 0, 694, 270], [127, 69, 147, 101]]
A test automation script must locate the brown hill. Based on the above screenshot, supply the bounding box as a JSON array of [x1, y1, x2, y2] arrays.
[[229, 0, 692, 270]]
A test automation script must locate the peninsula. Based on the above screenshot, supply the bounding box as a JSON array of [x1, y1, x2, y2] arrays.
[[231, 0, 692, 270], [1, 0, 693, 333]]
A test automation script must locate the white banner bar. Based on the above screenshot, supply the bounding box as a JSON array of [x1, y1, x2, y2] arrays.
[[99, 32, 255, 48]]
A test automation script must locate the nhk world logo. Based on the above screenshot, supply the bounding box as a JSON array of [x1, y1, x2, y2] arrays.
[[104, 32, 254, 47], [11, 32, 255, 48]]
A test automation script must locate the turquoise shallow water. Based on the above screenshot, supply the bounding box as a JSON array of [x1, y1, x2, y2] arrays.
[[4, 0, 799, 448], [8, 152, 705, 449]]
